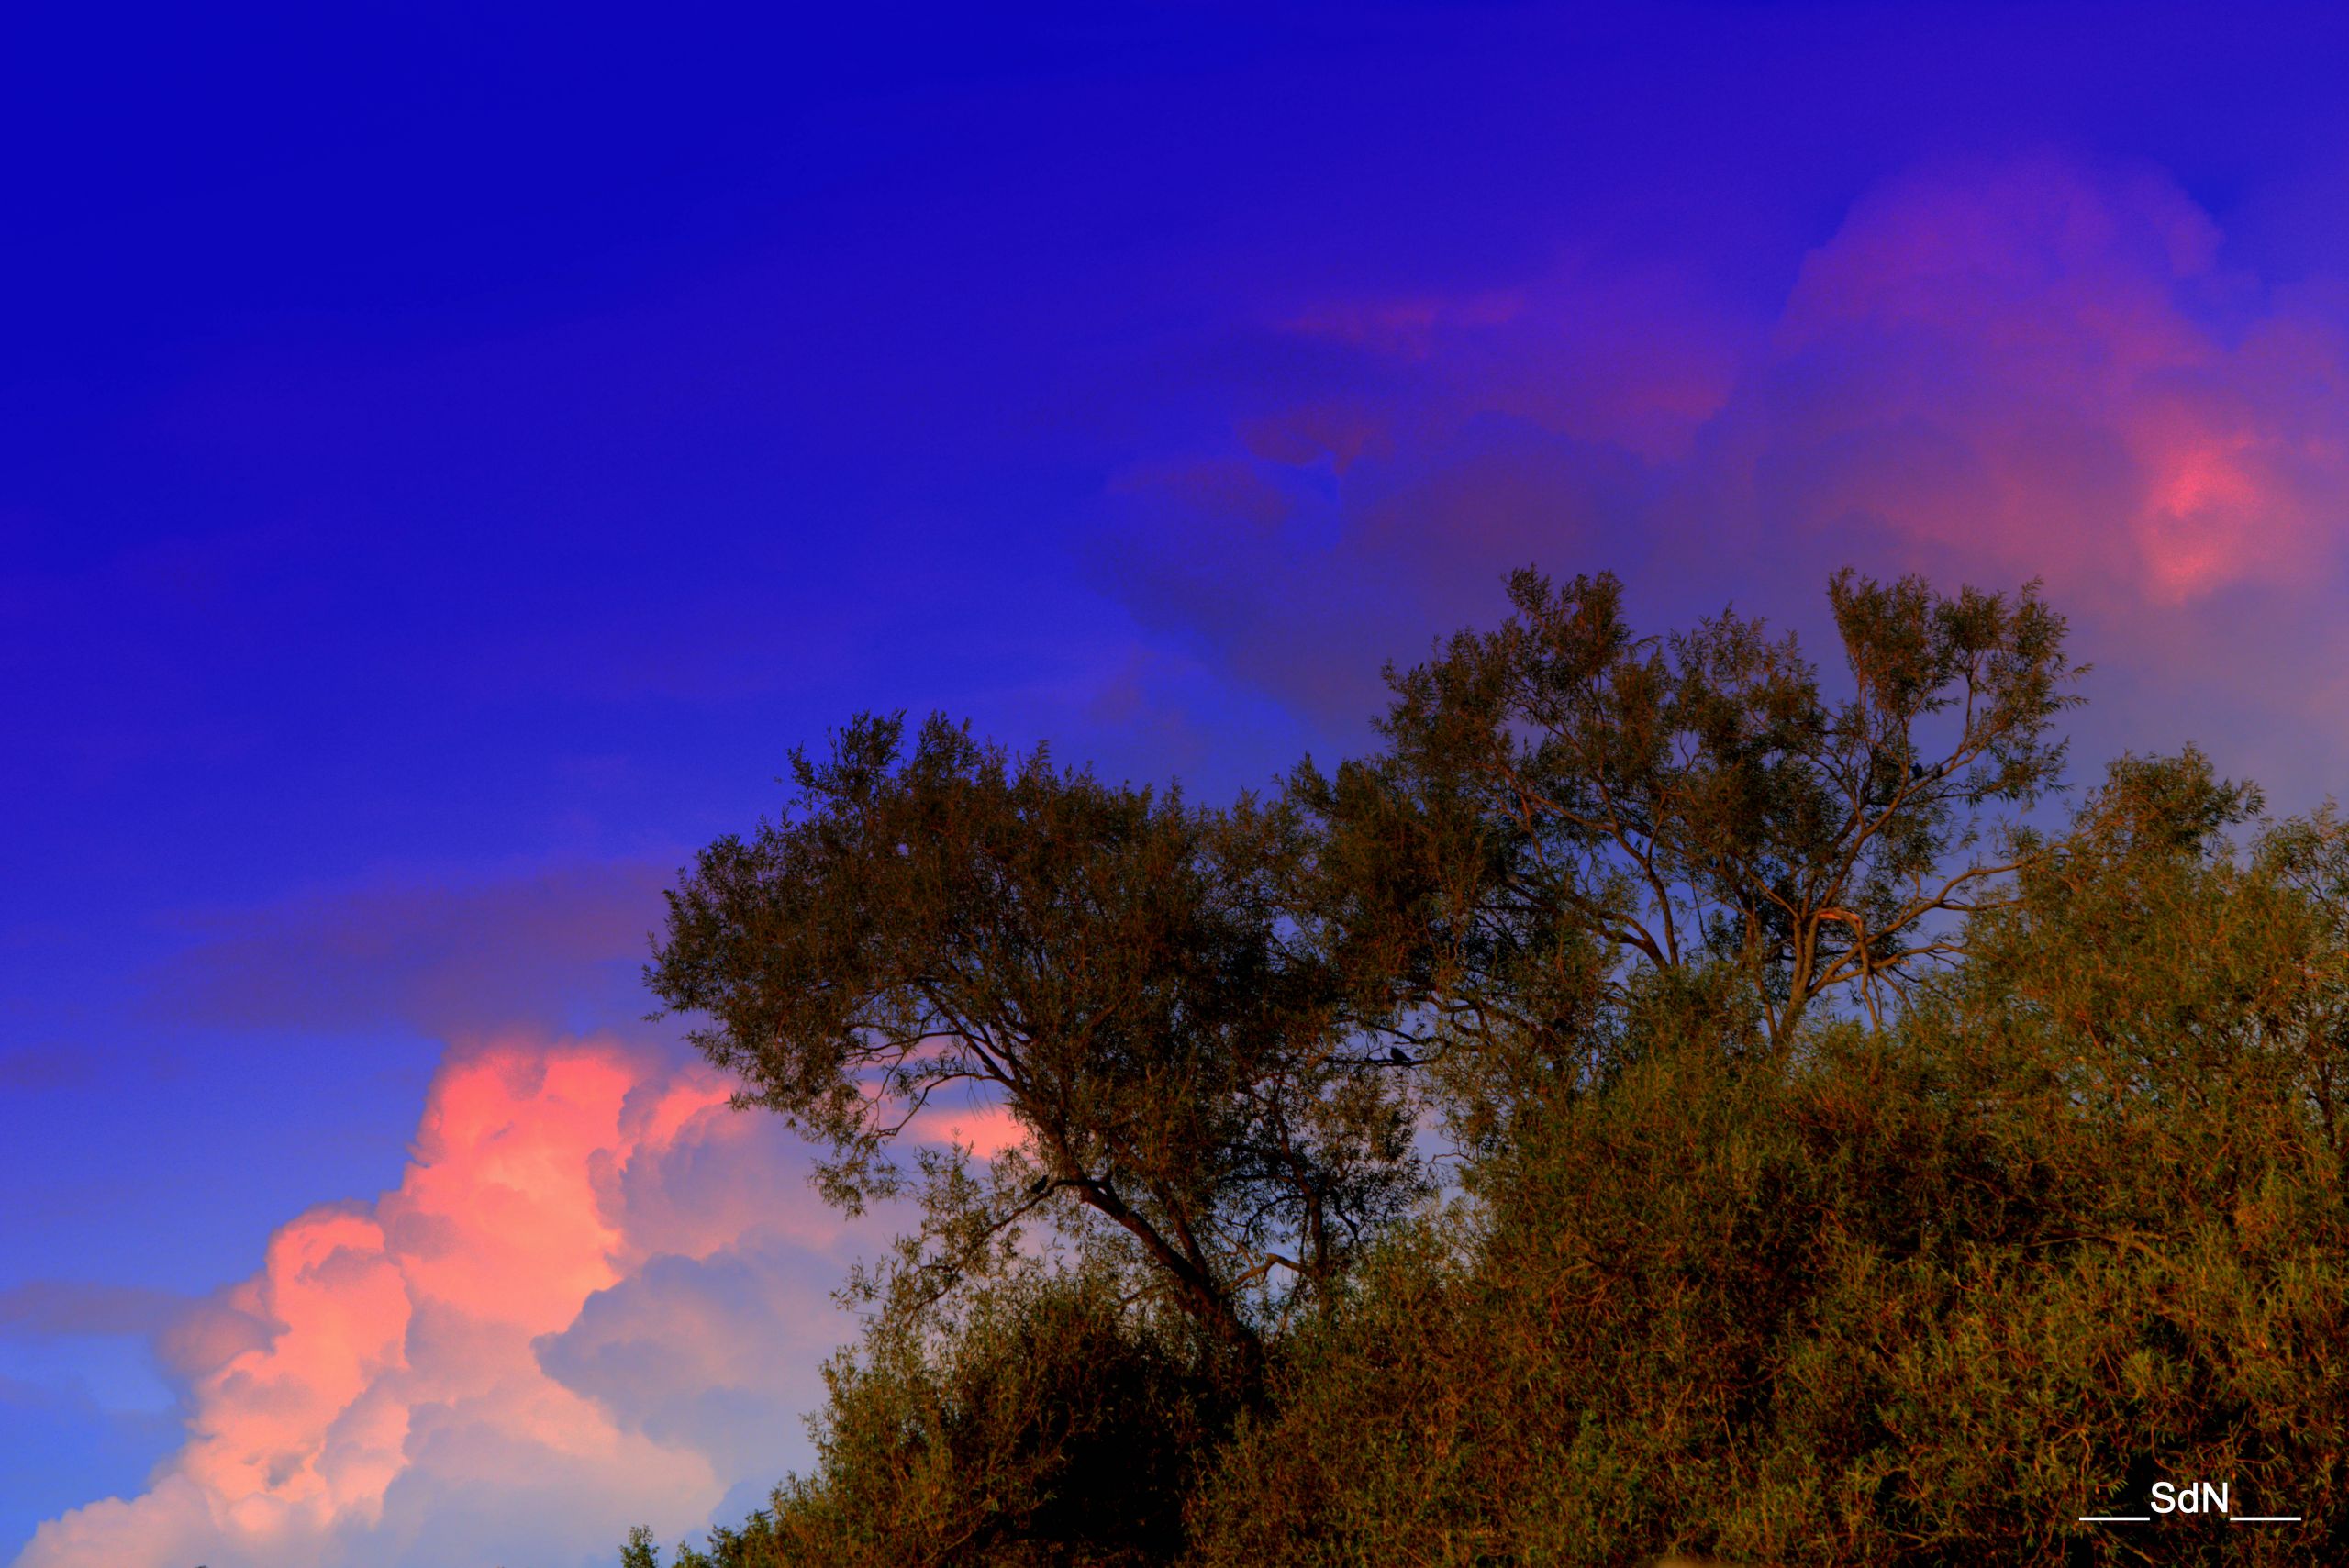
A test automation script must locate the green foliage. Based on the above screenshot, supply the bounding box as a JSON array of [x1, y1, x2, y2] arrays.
[[1297, 566, 2081, 1048], [631, 571, 2349, 1567], [1185, 752, 2349, 1564], [649, 713, 1426, 1368], [625, 1267, 1230, 1568]]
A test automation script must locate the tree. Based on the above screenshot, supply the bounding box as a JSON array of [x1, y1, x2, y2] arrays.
[[1297, 566, 2082, 1049], [1191, 755, 2349, 1567], [1959, 747, 2349, 1183], [648, 713, 1424, 1379], [631, 568, 2349, 1565]]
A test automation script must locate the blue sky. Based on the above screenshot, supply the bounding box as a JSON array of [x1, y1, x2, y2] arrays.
[[10, 4, 2349, 1562]]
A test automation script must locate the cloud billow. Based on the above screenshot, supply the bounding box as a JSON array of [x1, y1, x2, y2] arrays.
[[12, 1038, 868, 1568], [1097, 151, 2349, 805], [150, 862, 676, 1043]]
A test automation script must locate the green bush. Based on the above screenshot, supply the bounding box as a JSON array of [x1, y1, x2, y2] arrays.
[[1182, 758, 2349, 1565], [628, 567, 2349, 1566], [629, 1265, 1230, 1567]]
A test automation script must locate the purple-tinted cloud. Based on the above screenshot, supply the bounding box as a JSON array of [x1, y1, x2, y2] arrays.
[[0, 1047, 95, 1095], [1092, 151, 2349, 803], [0, 1284, 185, 1340], [1093, 422, 1653, 728], [534, 1240, 840, 1486], [9, 1036, 878, 1568], [147, 861, 674, 1041], [6, 1025, 1018, 1568]]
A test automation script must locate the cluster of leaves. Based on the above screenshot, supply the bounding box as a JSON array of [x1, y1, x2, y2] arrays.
[[1187, 751, 2349, 1564], [623, 1262, 1229, 1568], [650, 713, 1426, 1379], [624, 570, 2348, 1565]]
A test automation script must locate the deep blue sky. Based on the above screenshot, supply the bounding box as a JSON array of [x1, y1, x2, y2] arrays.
[[10, 5, 2349, 1563]]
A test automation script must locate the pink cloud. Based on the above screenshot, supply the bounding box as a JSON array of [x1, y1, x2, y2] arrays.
[[16, 1029, 1051, 1568], [1752, 154, 2349, 605], [13, 1036, 868, 1568], [905, 1097, 1030, 1160], [1098, 151, 2349, 800]]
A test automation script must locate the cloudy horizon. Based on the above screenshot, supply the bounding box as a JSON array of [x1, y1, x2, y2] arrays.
[[11, 5, 2349, 1562]]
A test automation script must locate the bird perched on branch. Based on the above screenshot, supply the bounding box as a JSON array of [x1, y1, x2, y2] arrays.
[[1388, 1047, 1412, 1066], [1026, 1175, 1051, 1197]]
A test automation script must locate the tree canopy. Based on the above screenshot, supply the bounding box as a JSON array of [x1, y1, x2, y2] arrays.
[[1298, 566, 2081, 1051], [649, 712, 1425, 1376], [629, 565, 2347, 1568]]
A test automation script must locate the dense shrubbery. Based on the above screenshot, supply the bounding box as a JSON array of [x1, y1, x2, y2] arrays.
[[625, 573, 2349, 1565], [626, 1264, 1230, 1568], [1191, 765, 2349, 1563]]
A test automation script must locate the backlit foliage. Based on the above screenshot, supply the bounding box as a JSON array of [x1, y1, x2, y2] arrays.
[[628, 571, 2346, 1565]]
